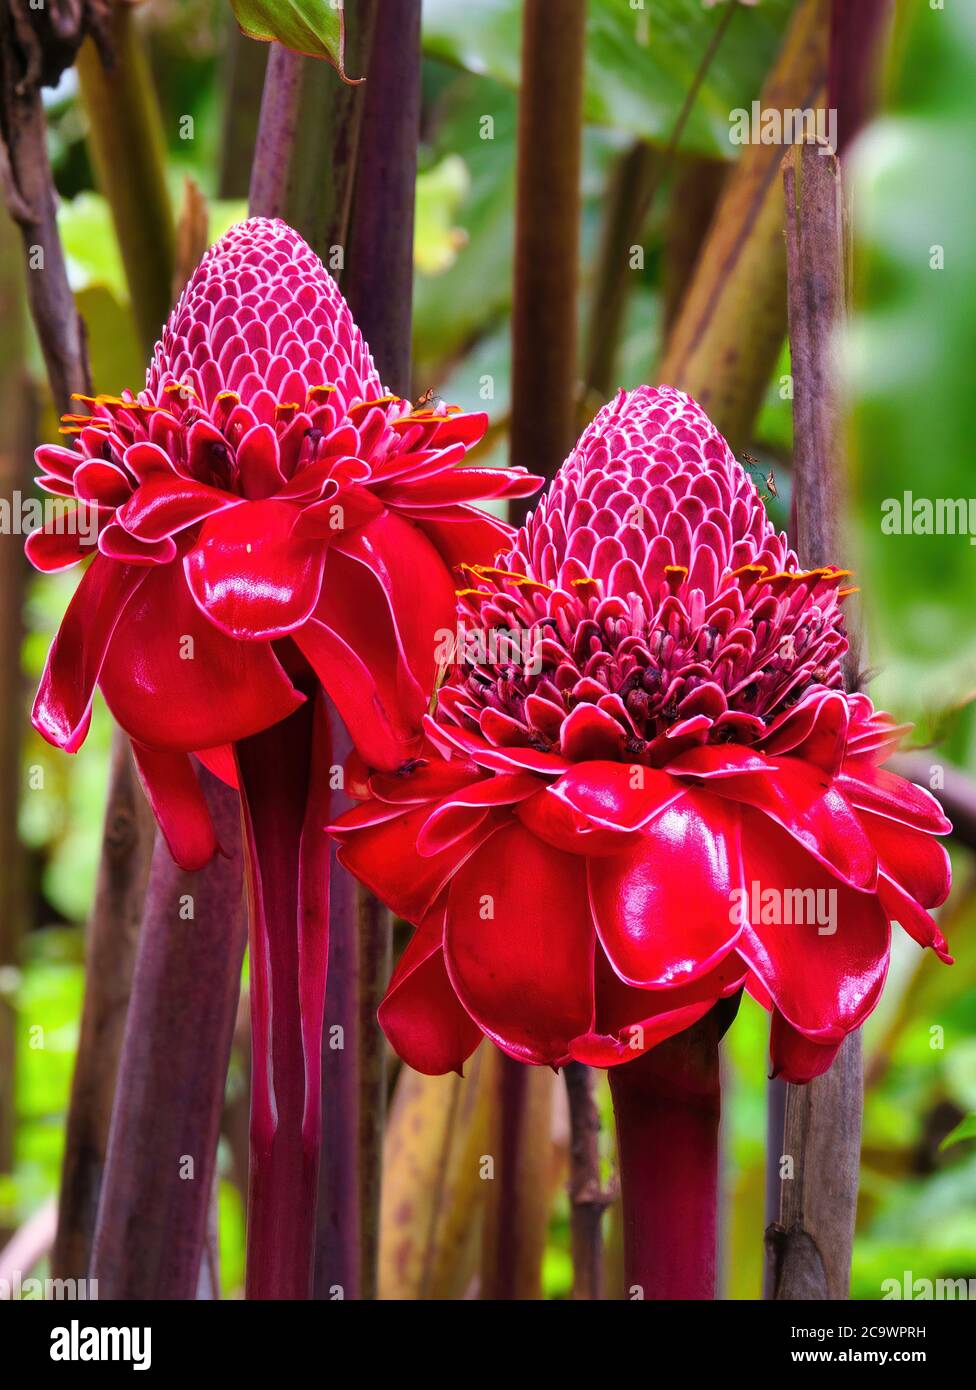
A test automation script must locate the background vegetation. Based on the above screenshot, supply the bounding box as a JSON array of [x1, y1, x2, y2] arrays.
[[3, 0, 974, 1298]]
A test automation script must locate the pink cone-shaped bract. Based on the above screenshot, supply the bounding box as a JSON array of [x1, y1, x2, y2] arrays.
[[27, 218, 540, 868], [332, 386, 953, 1084]]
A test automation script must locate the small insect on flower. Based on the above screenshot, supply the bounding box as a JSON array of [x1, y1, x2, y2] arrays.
[[411, 387, 448, 416], [740, 450, 777, 501]]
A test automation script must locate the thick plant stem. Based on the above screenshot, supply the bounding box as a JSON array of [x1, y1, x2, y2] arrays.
[[90, 770, 245, 1298], [237, 694, 332, 1301], [564, 1061, 611, 1300], [582, 141, 657, 407], [218, 14, 269, 200], [829, 0, 892, 155], [658, 0, 829, 447], [76, 6, 175, 355], [0, 215, 29, 1239], [311, 1, 418, 1299], [481, 1054, 554, 1300], [344, 0, 421, 392], [54, 735, 155, 1280], [1, 18, 159, 1278], [509, 0, 586, 519], [313, 721, 390, 1301], [248, 1, 377, 259], [609, 1016, 721, 1301], [310, 840, 391, 1302], [765, 140, 860, 1303]]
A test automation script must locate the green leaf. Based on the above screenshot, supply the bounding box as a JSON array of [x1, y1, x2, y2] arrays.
[[941, 1115, 976, 1152], [228, 0, 361, 75], [422, 0, 794, 158]]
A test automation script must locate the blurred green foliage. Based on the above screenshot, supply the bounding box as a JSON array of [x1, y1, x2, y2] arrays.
[[5, 0, 973, 1300]]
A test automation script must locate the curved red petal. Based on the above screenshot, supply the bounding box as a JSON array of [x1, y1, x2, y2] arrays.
[[131, 743, 219, 870], [413, 504, 517, 572], [98, 522, 177, 567], [712, 756, 878, 891], [99, 561, 304, 751], [377, 907, 482, 1075], [25, 521, 97, 573], [333, 510, 457, 696], [838, 760, 951, 834], [296, 611, 424, 774], [737, 810, 890, 1041], [546, 760, 683, 832], [33, 558, 147, 752], [570, 948, 746, 1067], [184, 499, 327, 640], [588, 790, 744, 988], [417, 771, 540, 856], [118, 476, 238, 542], [769, 1009, 843, 1083], [443, 825, 594, 1065], [877, 872, 952, 963], [517, 785, 642, 856], [334, 801, 502, 926], [861, 809, 950, 909], [559, 704, 626, 760]]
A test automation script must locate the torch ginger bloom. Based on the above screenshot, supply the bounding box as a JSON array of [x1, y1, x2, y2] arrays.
[[28, 217, 539, 870], [332, 385, 952, 1086], [26, 217, 539, 1299]]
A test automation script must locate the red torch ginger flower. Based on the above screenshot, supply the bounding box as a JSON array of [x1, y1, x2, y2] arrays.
[[332, 385, 952, 1084], [27, 218, 541, 1300], [28, 217, 539, 869]]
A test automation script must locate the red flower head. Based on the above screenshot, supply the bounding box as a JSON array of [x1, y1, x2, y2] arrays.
[[332, 386, 953, 1084], [27, 217, 539, 867]]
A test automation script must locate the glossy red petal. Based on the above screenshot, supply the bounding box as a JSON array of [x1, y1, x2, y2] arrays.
[[32, 558, 147, 753], [570, 948, 746, 1067], [838, 760, 951, 834], [559, 704, 626, 760], [366, 758, 480, 806], [334, 801, 503, 926], [860, 809, 950, 909], [760, 689, 849, 775], [737, 810, 890, 1041], [666, 744, 781, 779], [769, 1010, 843, 1084], [417, 772, 540, 857], [117, 476, 238, 542], [712, 756, 878, 891], [25, 522, 97, 573], [98, 522, 177, 567], [516, 785, 643, 856], [588, 790, 744, 988], [184, 498, 327, 640], [377, 907, 482, 1076], [333, 511, 457, 697], [413, 504, 517, 572], [443, 824, 594, 1065], [877, 873, 952, 963], [99, 561, 304, 751], [380, 466, 538, 508], [74, 459, 132, 509], [546, 760, 683, 833], [296, 610, 423, 774], [131, 743, 219, 871]]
